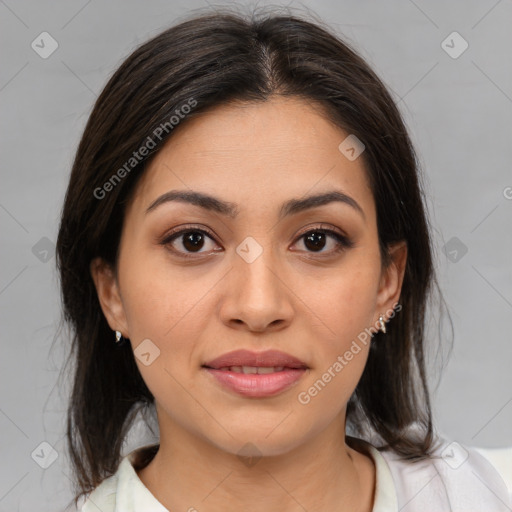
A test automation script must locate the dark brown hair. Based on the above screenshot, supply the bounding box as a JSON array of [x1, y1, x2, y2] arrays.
[[56, 7, 447, 506]]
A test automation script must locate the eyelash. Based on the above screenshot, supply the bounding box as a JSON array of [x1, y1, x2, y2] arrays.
[[159, 224, 354, 260]]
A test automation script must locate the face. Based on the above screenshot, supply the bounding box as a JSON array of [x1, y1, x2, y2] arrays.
[[91, 96, 406, 458]]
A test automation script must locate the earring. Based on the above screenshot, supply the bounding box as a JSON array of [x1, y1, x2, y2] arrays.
[[114, 330, 127, 346], [378, 315, 387, 334]]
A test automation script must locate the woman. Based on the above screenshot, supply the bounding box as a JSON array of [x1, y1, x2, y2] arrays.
[[56, 8, 511, 512]]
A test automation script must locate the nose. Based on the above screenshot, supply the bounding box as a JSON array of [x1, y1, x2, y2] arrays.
[[219, 243, 294, 333]]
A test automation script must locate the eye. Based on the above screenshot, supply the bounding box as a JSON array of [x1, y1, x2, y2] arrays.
[[292, 225, 354, 255], [160, 226, 221, 259], [160, 223, 354, 260]]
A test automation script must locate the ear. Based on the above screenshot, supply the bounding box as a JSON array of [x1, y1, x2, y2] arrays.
[[90, 257, 129, 337], [375, 241, 407, 318]]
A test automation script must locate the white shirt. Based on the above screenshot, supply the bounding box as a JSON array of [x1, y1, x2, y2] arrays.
[[80, 438, 512, 511]]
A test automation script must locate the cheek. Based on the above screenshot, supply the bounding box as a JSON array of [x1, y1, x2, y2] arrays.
[[117, 246, 230, 397], [292, 254, 380, 399], [118, 258, 212, 406], [119, 243, 214, 342], [298, 259, 380, 346], [293, 269, 378, 415]]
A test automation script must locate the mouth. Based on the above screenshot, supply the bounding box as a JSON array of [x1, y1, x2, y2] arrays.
[[206, 365, 290, 374], [203, 349, 309, 370], [202, 349, 309, 398]]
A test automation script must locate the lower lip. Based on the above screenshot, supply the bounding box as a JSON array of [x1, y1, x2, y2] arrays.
[[203, 368, 307, 398]]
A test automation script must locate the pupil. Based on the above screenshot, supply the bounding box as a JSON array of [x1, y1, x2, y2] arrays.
[[305, 232, 326, 251], [183, 232, 204, 252]]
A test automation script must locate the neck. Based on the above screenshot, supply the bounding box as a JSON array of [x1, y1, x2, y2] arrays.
[[136, 416, 375, 512]]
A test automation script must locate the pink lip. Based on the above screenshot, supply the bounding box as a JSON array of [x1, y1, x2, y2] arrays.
[[202, 349, 308, 398], [203, 349, 308, 369], [204, 368, 307, 398]]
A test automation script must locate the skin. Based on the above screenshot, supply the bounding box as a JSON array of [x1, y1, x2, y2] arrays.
[[91, 96, 407, 512]]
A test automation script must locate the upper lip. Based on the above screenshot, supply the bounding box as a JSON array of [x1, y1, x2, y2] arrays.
[[203, 349, 308, 369]]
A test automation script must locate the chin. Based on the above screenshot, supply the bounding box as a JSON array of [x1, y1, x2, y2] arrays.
[[201, 420, 313, 460]]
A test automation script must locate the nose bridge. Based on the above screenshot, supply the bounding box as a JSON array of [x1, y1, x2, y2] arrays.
[[221, 234, 293, 331], [235, 235, 282, 301]]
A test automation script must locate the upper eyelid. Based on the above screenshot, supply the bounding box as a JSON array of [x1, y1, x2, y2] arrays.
[[162, 225, 217, 242], [162, 224, 348, 247]]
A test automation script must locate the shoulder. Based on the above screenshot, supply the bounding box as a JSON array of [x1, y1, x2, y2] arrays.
[[378, 439, 512, 511], [80, 471, 119, 512], [79, 444, 161, 512], [472, 445, 512, 494]]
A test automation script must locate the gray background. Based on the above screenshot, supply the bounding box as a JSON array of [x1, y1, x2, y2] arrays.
[[1, 0, 511, 510]]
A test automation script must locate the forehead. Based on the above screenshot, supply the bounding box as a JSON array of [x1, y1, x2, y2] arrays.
[[128, 96, 374, 219]]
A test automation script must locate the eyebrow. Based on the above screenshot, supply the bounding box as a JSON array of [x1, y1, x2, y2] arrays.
[[145, 189, 365, 220]]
